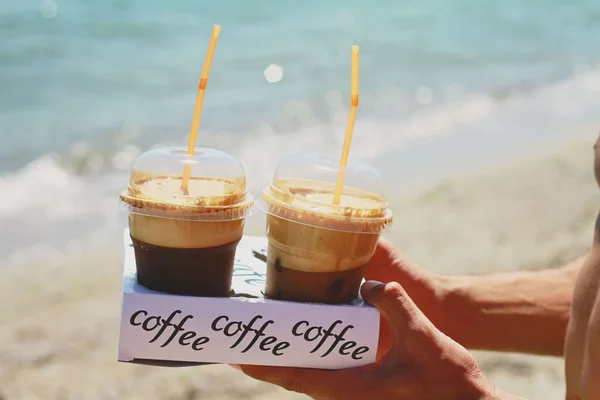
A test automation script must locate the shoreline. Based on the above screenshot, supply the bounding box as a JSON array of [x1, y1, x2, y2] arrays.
[[2, 134, 599, 399], [1, 128, 596, 269]]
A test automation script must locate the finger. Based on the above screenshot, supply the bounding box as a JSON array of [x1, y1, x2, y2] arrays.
[[366, 238, 400, 271], [364, 239, 420, 283], [239, 364, 366, 399], [366, 242, 431, 360], [361, 280, 438, 362], [375, 312, 392, 360]]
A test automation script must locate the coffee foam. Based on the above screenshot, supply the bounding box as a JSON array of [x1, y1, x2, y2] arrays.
[[286, 185, 386, 211], [266, 214, 379, 272], [261, 178, 392, 233], [133, 176, 240, 202], [120, 175, 254, 220], [129, 213, 243, 249]]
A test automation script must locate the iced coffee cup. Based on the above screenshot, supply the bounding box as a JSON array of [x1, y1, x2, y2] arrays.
[[120, 147, 254, 297], [259, 152, 393, 304]]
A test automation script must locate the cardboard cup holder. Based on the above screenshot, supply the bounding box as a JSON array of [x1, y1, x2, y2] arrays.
[[118, 230, 380, 369]]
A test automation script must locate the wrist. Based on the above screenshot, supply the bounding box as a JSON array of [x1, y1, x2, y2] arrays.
[[431, 275, 478, 347], [465, 370, 523, 400], [423, 368, 504, 400]]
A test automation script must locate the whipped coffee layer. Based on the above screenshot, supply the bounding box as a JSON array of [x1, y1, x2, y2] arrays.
[[266, 214, 377, 272], [123, 176, 248, 248], [262, 179, 388, 273], [130, 214, 243, 248]]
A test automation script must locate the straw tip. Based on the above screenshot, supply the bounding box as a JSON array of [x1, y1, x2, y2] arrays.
[[212, 24, 221, 35], [352, 45, 359, 53]]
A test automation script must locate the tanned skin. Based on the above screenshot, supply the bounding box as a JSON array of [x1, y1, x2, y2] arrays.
[[235, 136, 600, 400]]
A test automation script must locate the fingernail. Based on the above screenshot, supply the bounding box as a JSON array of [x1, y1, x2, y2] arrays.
[[229, 364, 243, 372], [361, 280, 384, 292]]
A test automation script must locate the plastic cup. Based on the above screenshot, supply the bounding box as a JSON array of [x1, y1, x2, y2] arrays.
[[259, 151, 392, 304], [119, 147, 254, 297]]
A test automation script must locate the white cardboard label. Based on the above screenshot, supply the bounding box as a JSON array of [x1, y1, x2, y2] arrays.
[[119, 232, 380, 369]]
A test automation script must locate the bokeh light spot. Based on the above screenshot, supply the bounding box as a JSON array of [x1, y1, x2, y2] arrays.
[[40, 0, 58, 19], [336, 8, 354, 26], [416, 86, 433, 105], [264, 64, 284, 83]]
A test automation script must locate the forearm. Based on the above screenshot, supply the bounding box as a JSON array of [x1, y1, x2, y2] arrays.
[[441, 256, 584, 356]]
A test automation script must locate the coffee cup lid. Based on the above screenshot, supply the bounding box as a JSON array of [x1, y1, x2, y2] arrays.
[[120, 147, 254, 221], [258, 151, 392, 233]]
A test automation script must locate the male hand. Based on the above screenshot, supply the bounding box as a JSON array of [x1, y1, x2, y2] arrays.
[[238, 281, 511, 400], [365, 239, 467, 357]]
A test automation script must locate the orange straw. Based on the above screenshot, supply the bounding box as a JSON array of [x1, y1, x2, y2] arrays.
[[181, 24, 221, 193], [333, 45, 359, 205]]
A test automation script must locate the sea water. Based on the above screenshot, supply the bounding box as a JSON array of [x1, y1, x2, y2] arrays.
[[1, 0, 600, 264]]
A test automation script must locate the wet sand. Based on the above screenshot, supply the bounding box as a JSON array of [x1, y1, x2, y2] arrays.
[[1, 133, 598, 400]]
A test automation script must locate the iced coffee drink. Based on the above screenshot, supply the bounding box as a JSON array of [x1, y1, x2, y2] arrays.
[[120, 147, 254, 297], [260, 152, 392, 304]]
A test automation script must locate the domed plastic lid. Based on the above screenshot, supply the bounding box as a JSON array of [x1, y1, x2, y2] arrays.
[[259, 152, 393, 233], [120, 147, 254, 221]]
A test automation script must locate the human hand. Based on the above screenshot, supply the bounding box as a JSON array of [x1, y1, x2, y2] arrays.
[[237, 281, 511, 400], [365, 239, 468, 357]]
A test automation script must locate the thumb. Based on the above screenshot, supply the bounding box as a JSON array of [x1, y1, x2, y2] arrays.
[[361, 280, 439, 362], [364, 240, 422, 285]]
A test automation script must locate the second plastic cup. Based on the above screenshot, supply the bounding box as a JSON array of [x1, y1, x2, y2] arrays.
[[259, 152, 393, 304], [120, 147, 254, 297]]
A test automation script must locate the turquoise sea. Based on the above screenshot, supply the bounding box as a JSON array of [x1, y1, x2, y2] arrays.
[[1, 0, 600, 264]]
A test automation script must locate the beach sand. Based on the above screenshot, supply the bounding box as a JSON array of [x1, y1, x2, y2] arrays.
[[1, 133, 598, 400]]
